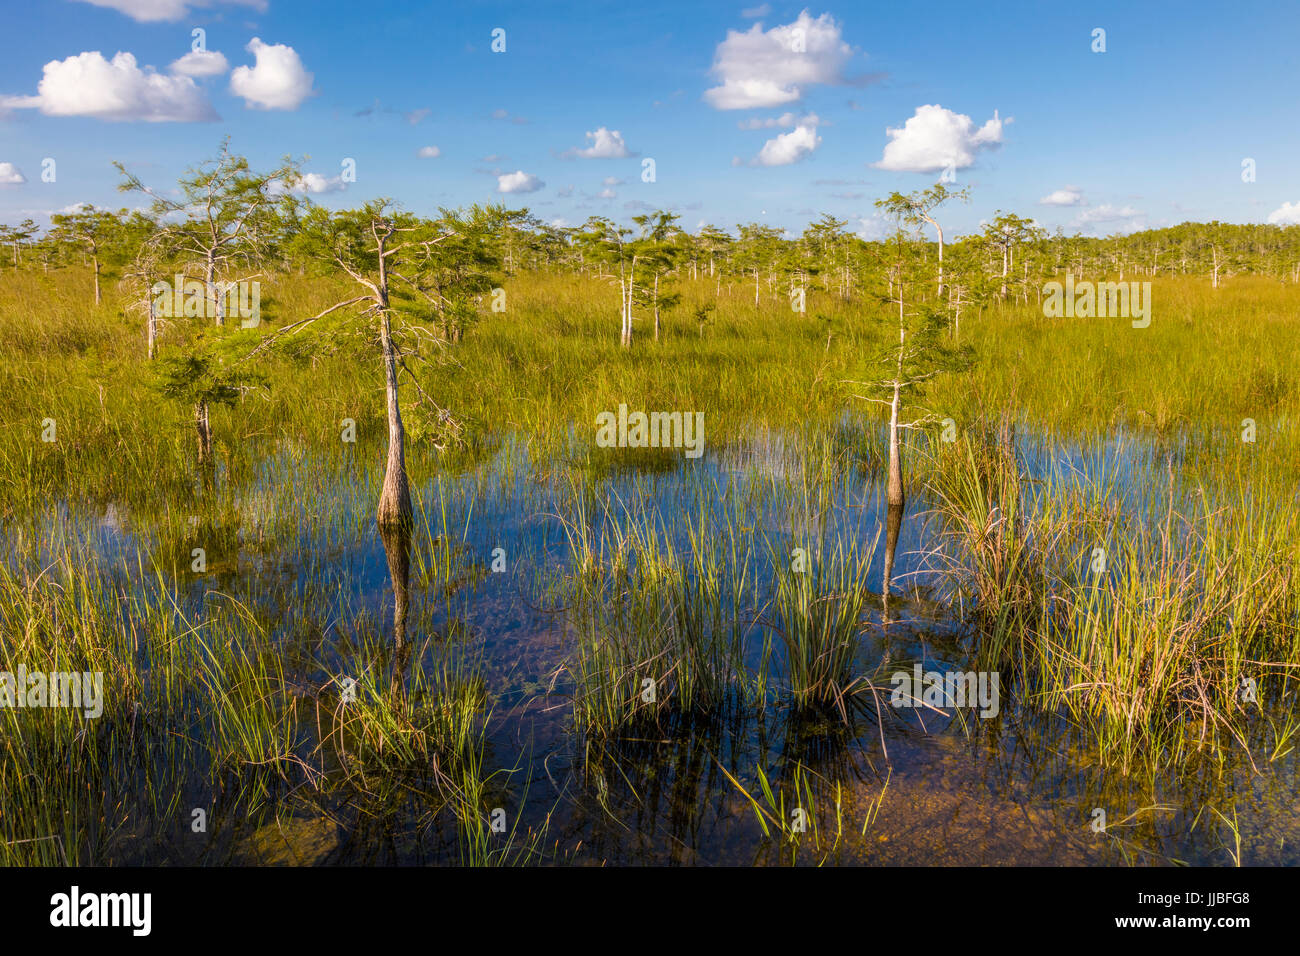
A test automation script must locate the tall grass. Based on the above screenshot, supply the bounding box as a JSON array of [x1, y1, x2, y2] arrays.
[[928, 425, 1300, 772]]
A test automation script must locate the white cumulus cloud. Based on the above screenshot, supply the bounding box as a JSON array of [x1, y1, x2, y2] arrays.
[[1, 51, 217, 121], [71, 0, 266, 22], [1071, 204, 1146, 235], [704, 11, 857, 110], [875, 104, 1007, 173], [1267, 201, 1300, 225], [0, 163, 27, 185], [230, 38, 314, 111], [754, 121, 821, 166], [300, 173, 345, 193], [417, 146, 441, 158], [270, 172, 346, 196], [169, 49, 229, 77], [1039, 185, 1085, 206], [497, 170, 544, 194], [568, 127, 633, 158]]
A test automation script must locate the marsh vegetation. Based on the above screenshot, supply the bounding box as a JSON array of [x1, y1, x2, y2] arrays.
[[2, 171, 1298, 865]]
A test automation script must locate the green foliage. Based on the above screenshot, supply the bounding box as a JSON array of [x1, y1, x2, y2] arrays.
[[153, 324, 266, 410], [115, 139, 299, 284]]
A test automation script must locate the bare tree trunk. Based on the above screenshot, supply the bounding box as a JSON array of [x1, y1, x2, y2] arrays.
[[622, 260, 636, 348], [653, 273, 660, 341], [619, 281, 631, 348], [195, 398, 212, 463], [375, 224, 413, 528], [93, 255, 101, 305], [376, 305, 412, 529], [624, 280, 634, 348], [147, 295, 157, 360], [206, 255, 221, 324], [887, 384, 904, 507], [887, 294, 905, 508], [882, 500, 904, 617]]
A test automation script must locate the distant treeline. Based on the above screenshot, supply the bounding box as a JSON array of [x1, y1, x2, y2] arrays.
[[2, 149, 1298, 319]]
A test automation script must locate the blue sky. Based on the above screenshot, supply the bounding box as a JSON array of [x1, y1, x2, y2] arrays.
[[2, 0, 1298, 238]]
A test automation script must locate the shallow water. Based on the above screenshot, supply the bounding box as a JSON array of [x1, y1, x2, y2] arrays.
[[5, 428, 1298, 866]]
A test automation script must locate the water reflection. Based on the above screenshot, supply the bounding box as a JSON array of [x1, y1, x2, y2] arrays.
[[881, 500, 904, 621], [379, 519, 413, 705], [10, 428, 1300, 866]]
